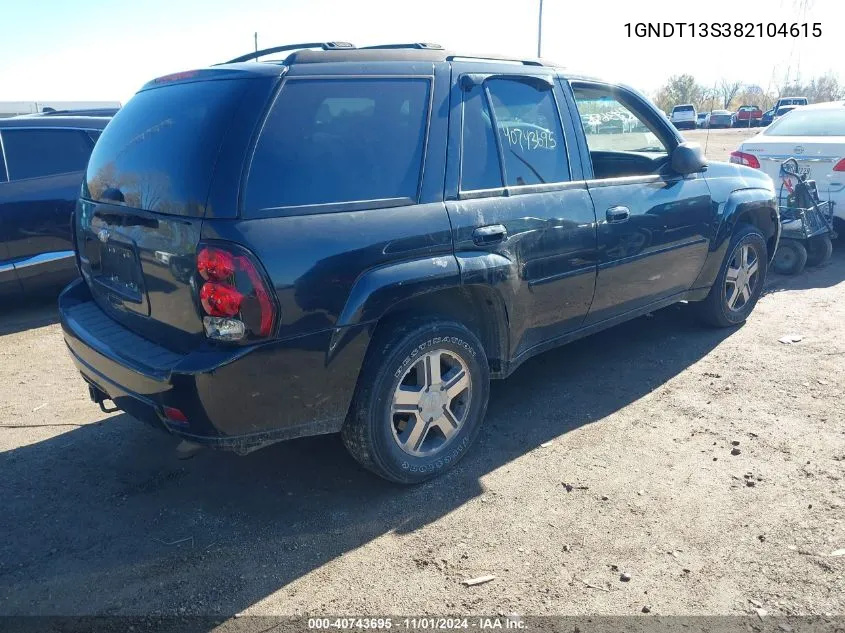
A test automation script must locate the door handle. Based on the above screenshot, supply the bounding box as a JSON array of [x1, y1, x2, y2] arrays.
[[472, 224, 507, 245], [606, 206, 630, 224]]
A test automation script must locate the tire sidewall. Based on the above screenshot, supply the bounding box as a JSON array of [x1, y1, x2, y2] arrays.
[[806, 235, 833, 267], [366, 323, 489, 483], [717, 227, 768, 324], [772, 239, 807, 275]]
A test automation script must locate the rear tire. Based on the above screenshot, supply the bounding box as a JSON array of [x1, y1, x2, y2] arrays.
[[772, 239, 808, 275], [341, 320, 490, 484], [697, 224, 768, 328], [806, 235, 833, 267]]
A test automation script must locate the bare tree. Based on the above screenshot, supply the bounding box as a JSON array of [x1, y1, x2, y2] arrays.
[[718, 79, 743, 109], [654, 74, 706, 112]]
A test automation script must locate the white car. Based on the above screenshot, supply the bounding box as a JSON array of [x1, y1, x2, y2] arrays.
[[670, 104, 697, 130], [730, 101, 845, 225]]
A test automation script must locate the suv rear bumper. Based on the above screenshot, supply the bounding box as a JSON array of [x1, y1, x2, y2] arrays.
[[59, 279, 369, 452]]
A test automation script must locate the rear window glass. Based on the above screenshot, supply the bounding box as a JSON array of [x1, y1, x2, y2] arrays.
[[765, 108, 845, 136], [84, 79, 247, 216], [673, 105, 694, 112], [3, 129, 93, 181], [244, 78, 430, 212]]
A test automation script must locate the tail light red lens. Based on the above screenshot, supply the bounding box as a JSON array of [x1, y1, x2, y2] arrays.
[[197, 247, 236, 282], [730, 151, 760, 169], [196, 243, 277, 341], [200, 282, 243, 317], [833, 158, 845, 172]]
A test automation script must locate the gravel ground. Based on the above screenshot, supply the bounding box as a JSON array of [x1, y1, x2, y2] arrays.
[[1, 128, 842, 618], [683, 127, 759, 160]]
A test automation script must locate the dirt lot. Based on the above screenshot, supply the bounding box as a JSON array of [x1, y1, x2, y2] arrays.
[[684, 127, 759, 161], [1, 130, 843, 618]]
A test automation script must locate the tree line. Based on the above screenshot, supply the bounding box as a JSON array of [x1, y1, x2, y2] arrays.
[[653, 72, 844, 113]]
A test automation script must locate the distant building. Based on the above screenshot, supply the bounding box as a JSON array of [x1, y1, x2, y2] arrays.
[[0, 101, 122, 118]]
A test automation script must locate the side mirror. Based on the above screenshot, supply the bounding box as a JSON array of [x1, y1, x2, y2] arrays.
[[671, 142, 708, 175]]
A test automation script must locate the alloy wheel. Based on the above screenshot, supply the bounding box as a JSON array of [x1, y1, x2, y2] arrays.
[[725, 243, 760, 311], [390, 349, 472, 457]]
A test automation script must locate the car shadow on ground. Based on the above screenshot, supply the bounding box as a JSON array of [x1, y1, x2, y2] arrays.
[[0, 301, 739, 618], [0, 292, 61, 335]]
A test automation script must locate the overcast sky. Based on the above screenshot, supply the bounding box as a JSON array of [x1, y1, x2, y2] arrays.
[[0, 0, 839, 104]]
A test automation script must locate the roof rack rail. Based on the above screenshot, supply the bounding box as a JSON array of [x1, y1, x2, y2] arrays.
[[19, 107, 120, 118], [359, 43, 443, 50], [446, 54, 544, 67], [224, 41, 355, 64]]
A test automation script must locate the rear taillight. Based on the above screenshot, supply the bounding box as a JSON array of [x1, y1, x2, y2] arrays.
[[197, 247, 236, 281], [196, 243, 277, 342], [730, 151, 760, 169], [834, 158, 845, 172], [200, 282, 243, 317]]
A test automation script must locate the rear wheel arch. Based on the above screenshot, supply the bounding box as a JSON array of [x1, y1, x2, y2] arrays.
[[371, 285, 509, 375]]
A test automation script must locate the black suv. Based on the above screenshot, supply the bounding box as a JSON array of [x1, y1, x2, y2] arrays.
[[59, 43, 780, 483], [0, 115, 110, 299]]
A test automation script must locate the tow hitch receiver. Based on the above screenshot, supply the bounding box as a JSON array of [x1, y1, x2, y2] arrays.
[[88, 384, 118, 414]]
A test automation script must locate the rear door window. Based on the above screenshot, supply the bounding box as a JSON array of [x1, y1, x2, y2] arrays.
[[84, 79, 248, 216], [2, 129, 93, 181], [485, 78, 569, 186], [460, 85, 504, 191], [244, 78, 431, 212]]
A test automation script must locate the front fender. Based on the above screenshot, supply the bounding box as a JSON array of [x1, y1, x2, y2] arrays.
[[691, 188, 779, 293]]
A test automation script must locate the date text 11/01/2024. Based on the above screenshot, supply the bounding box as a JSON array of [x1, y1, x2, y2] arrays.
[[307, 618, 526, 630], [625, 22, 822, 38]]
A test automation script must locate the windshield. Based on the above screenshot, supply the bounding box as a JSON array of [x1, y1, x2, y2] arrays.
[[765, 107, 845, 136]]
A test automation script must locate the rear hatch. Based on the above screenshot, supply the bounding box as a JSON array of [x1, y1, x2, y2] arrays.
[[76, 72, 266, 352], [671, 105, 695, 123]]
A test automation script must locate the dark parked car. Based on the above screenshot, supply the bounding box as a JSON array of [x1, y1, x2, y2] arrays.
[[0, 116, 110, 300], [761, 108, 776, 127], [59, 42, 780, 483]]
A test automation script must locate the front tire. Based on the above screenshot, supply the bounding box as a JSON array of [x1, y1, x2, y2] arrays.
[[342, 320, 490, 484], [772, 239, 808, 275], [697, 224, 768, 328]]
